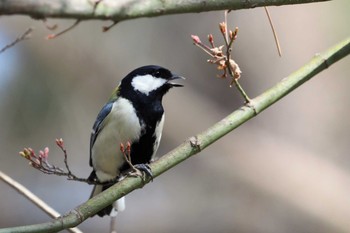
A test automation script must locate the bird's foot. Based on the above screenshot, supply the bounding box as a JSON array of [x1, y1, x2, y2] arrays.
[[129, 164, 153, 182], [120, 142, 153, 182]]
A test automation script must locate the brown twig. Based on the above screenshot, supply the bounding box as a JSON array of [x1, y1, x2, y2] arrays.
[[42, 19, 58, 31], [19, 138, 116, 185], [264, 7, 282, 57], [0, 27, 33, 54], [46, 20, 81, 40], [18, 138, 148, 187], [90, 0, 103, 10], [102, 21, 118, 32], [191, 11, 251, 103]]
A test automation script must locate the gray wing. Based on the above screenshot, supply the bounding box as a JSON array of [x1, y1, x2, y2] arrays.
[[89, 101, 114, 167]]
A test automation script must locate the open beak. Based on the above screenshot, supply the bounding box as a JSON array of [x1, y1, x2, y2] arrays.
[[168, 75, 185, 87]]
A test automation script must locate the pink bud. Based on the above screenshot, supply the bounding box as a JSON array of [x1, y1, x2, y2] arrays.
[[120, 143, 125, 152], [126, 141, 132, 154], [55, 138, 64, 148], [46, 34, 56, 40], [191, 35, 201, 44], [40, 147, 49, 159], [208, 34, 214, 47]]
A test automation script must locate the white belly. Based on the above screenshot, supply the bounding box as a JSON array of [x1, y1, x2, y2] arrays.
[[91, 97, 142, 182]]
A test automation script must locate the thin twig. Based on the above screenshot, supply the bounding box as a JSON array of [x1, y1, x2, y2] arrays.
[[264, 7, 282, 57], [42, 19, 58, 31], [223, 11, 250, 103], [46, 20, 81, 40], [193, 42, 216, 57], [19, 141, 117, 185], [0, 170, 83, 233], [230, 79, 251, 102], [0, 27, 33, 54], [102, 21, 118, 32], [90, 0, 103, 12], [223, 11, 229, 46]]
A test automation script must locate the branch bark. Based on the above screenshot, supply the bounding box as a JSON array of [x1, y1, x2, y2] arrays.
[[1, 36, 349, 233], [0, 0, 331, 21], [0, 171, 83, 233]]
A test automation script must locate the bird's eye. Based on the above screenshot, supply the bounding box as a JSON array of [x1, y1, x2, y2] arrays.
[[153, 71, 161, 77]]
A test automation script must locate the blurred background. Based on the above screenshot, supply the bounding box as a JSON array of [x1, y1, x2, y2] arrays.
[[1, 1, 350, 232]]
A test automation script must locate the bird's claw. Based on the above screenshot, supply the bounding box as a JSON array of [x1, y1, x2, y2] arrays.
[[129, 164, 153, 182]]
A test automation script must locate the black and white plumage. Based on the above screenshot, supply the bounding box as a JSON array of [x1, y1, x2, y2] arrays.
[[88, 65, 183, 217]]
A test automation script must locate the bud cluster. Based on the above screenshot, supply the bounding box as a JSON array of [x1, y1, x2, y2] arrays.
[[191, 21, 241, 81]]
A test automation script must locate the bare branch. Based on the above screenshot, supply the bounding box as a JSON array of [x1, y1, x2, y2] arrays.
[[46, 20, 81, 40], [191, 14, 249, 103], [0, 27, 33, 54], [19, 139, 117, 186], [0, 0, 331, 21]]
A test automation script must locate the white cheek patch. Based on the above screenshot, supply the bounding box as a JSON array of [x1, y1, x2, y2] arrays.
[[131, 74, 167, 95]]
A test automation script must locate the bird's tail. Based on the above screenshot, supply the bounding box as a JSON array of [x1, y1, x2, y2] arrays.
[[90, 184, 125, 217]]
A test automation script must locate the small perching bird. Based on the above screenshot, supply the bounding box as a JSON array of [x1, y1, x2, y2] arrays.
[[88, 65, 184, 217]]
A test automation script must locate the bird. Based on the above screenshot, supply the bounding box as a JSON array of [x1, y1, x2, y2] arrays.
[[88, 65, 184, 217]]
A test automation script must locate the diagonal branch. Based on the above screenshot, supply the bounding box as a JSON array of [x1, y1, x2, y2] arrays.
[[1, 36, 349, 233], [0, 0, 331, 21], [0, 171, 83, 233]]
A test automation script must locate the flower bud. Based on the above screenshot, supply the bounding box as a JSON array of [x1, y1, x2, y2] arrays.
[[191, 35, 201, 44], [219, 22, 226, 34]]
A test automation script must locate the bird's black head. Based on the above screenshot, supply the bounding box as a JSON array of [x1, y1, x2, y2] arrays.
[[119, 65, 184, 102]]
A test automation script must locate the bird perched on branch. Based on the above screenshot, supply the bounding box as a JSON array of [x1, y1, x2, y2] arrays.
[[88, 65, 184, 217]]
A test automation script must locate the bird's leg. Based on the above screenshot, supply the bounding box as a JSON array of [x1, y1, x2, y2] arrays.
[[120, 142, 153, 181], [120, 142, 139, 175]]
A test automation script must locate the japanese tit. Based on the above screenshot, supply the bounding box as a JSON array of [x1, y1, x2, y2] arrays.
[[88, 65, 184, 217]]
